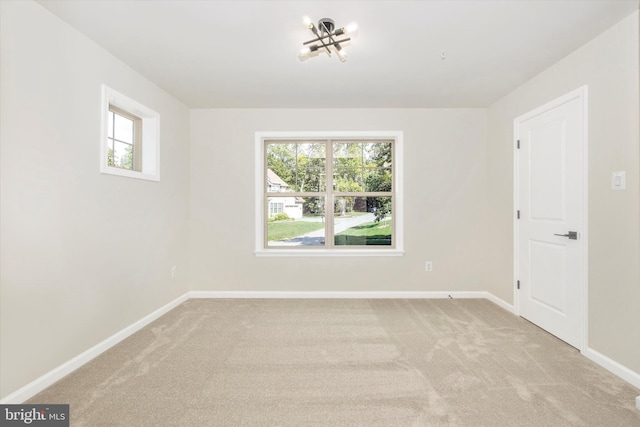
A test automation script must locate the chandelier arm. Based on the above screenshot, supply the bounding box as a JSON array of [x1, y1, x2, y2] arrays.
[[321, 23, 347, 55], [307, 24, 332, 55], [317, 21, 336, 54], [325, 34, 340, 51], [316, 37, 333, 55], [303, 35, 351, 46]]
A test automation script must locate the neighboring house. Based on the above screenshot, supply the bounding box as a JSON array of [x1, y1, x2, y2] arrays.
[[267, 169, 303, 219]]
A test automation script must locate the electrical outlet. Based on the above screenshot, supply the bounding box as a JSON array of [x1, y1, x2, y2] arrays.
[[171, 266, 177, 278], [425, 261, 433, 272]]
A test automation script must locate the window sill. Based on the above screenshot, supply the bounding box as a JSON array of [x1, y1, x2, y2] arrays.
[[255, 249, 404, 257], [101, 165, 159, 182]]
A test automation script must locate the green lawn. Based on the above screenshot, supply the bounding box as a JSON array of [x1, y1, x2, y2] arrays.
[[335, 221, 392, 246], [303, 211, 368, 219], [267, 220, 324, 241]]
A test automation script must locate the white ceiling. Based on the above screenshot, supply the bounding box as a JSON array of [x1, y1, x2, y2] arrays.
[[37, 0, 638, 108]]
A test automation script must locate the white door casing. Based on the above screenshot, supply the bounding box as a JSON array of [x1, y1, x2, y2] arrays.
[[514, 86, 588, 350]]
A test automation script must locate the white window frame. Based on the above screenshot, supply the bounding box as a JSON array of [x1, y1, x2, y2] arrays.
[[101, 85, 160, 181], [255, 131, 404, 257], [107, 105, 141, 171]]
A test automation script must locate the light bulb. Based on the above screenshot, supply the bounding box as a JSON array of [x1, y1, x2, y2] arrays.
[[344, 22, 358, 37], [303, 16, 312, 28], [337, 48, 348, 62], [298, 47, 311, 61]]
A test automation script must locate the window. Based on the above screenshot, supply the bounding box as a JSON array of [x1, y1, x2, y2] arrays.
[[101, 85, 160, 181], [255, 132, 403, 256], [107, 106, 140, 171], [269, 201, 284, 216]]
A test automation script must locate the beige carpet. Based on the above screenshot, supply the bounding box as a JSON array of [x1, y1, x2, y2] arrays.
[[28, 299, 640, 426]]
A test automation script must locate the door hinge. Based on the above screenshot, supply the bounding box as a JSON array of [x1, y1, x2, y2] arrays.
[[517, 140, 520, 149], [517, 280, 520, 290], [517, 210, 520, 219]]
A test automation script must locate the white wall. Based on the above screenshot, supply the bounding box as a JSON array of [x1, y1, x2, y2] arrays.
[[190, 108, 489, 293], [0, 1, 191, 398], [487, 11, 640, 374]]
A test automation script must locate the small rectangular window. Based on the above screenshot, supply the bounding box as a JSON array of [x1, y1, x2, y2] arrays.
[[107, 106, 141, 171], [101, 85, 160, 181]]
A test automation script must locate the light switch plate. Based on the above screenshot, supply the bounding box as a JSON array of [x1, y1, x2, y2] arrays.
[[612, 171, 626, 190]]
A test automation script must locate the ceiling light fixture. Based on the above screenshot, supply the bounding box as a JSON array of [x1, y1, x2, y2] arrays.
[[298, 16, 358, 62]]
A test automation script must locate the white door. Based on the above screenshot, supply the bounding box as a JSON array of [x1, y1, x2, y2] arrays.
[[515, 87, 587, 349]]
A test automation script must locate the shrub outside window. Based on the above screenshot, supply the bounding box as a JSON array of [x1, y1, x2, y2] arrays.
[[255, 132, 403, 256]]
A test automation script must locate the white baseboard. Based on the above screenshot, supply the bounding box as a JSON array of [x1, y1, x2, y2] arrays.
[[189, 290, 491, 300], [583, 347, 640, 390], [188, 290, 516, 314], [0, 293, 189, 404], [484, 292, 516, 314]]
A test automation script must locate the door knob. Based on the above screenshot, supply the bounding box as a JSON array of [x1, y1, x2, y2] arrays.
[[554, 231, 578, 240]]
